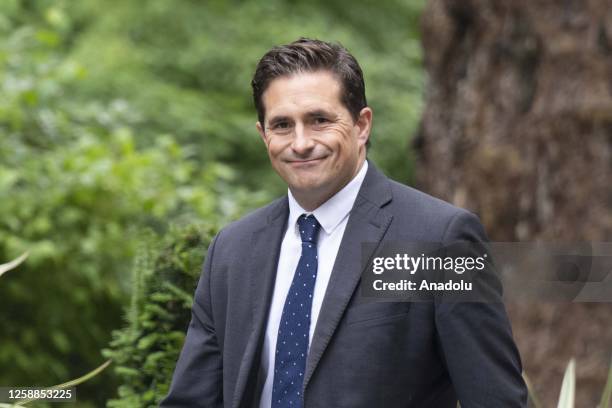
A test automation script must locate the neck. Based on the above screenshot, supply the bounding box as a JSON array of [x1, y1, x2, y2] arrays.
[[292, 189, 334, 212]]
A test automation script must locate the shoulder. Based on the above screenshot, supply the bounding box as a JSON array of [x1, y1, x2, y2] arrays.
[[389, 179, 471, 218], [383, 178, 483, 242], [359, 161, 477, 231]]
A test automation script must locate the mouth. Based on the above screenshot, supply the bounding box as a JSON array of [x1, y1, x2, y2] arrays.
[[286, 157, 327, 166]]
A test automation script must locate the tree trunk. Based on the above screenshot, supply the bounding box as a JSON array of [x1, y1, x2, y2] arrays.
[[417, 1, 612, 406]]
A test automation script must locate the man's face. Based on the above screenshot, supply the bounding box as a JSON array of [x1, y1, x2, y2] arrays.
[[256, 70, 372, 208]]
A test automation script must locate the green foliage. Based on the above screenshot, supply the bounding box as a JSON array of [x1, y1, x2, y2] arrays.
[[0, 253, 111, 408], [0, 129, 248, 404], [0, 4, 265, 404], [5, 0, 424, 192], [103, 224, 215, 407]]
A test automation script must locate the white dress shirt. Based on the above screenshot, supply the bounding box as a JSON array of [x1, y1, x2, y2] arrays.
[[258, 160, 368, 408]]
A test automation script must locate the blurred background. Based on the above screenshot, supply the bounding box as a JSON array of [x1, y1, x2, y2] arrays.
[[0, 0, 609, 407]]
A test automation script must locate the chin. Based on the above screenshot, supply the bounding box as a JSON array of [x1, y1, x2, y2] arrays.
[[292, 180, 322, 192], [288, 175, 326, 192]]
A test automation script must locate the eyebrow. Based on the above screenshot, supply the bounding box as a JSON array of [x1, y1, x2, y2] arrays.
[[267, 115, 292, 127], [305, 109, 334, 119]]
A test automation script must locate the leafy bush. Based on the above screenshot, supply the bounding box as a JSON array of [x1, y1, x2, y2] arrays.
[[1, 253, 113, 408], [0, 129, 245, 404], [103, 224, 216, 407]]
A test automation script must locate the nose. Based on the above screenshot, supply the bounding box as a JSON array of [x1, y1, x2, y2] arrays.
[[290, 123, 315, 155]]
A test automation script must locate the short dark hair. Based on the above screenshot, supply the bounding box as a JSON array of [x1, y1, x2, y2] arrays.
[[251, 38, 368, 128]]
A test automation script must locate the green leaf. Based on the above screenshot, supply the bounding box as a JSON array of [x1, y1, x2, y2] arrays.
[[600, 358, 612, 408], [557, 359, 576, 408], [0, 252, 28, 278], [523, 372, 543, 408], [12, 360, 111, 406]]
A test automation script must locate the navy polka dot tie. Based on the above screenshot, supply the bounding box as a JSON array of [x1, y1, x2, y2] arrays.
[[271, 214, 321, 408]]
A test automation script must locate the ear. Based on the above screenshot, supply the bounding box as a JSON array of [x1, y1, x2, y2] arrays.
[[256, 121, 268, 146], [355, 107, 373, 147]]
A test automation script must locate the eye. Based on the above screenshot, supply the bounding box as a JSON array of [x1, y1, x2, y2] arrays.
[[271, 121, 290, 130], [314, 117, 329, 124]]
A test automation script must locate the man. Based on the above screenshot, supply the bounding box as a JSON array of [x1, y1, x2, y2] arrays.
[[162, 38, 527, 407]]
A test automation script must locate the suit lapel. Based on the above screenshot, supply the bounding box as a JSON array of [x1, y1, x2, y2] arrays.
[[302, 163, 394, 392], [232, 198, 288, 408]]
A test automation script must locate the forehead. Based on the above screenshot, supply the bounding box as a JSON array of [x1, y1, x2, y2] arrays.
[[262, 70, 345, 119]]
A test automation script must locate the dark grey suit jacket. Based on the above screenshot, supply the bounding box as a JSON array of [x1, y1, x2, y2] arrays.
[[161, 162, 527, 407]]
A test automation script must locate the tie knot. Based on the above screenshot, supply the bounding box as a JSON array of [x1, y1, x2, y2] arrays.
[[297, 214, 321, 244]]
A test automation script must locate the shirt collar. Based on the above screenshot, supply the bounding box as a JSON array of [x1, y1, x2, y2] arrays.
[[287, 160, 368, 236]]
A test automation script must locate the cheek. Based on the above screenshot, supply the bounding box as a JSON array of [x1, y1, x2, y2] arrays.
[[334, 132, 358, 157], [322, 127, 353, 152], [266, 139, 287, 159]]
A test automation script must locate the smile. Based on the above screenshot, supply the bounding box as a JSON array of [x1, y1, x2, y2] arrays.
[[287, 157, 327, 166]]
